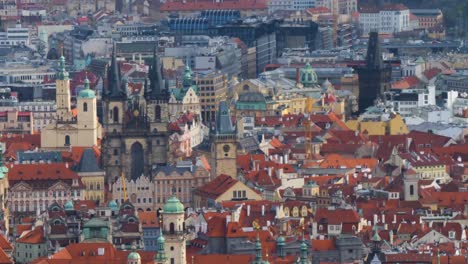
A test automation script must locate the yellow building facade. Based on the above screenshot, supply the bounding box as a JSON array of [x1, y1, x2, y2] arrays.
[[41, 57, 102, 150], [346, 114, 409, 136]]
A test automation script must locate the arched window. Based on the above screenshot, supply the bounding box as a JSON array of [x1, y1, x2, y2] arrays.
[[155, 105, 161, 121], [113, 107, 119, 123], [64, 135, 70, 146], [83, 102, 88, 112], [169, 222, 175, 234], [96, 184, 101, 190], [409, 185, 414, 196]]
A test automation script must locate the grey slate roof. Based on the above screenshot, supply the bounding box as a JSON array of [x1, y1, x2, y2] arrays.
[[17, 151, 62, 163], [154, 165, 195, 175], [75, 148, 102, 173], [216, 101, 235, 135]]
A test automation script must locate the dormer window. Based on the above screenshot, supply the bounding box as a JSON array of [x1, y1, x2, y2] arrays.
[[448, 231, 456, 239]]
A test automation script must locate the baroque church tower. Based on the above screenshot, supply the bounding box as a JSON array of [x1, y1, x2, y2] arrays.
[[160, 194, 186, 264], [42, 56, 101, 150], [210, 101, 237, 178], [101, 46, 170, 183]]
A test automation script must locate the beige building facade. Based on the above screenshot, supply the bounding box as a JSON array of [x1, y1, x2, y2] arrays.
[[41, 56, 101, 150]]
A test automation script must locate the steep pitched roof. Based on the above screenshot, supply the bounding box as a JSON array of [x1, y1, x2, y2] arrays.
[[0, 248, 12, 264], [194, 174, 238, 200], [0, 235, 12, 251], [75, 148, 102, 173], [35, 242, 155, 264], [138, 211, 159, 228], [16, 226, 45, 244], [8, 163, 79, 182]]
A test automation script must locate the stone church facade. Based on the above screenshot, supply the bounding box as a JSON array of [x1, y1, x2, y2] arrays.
[[101, 47, 170, 183]]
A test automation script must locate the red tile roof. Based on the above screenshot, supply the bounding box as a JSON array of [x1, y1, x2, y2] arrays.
[[16, 224, 33, 236], [160, 0, 267, 12], [35, 242, 155, 264], [385, 253, 431, 263], [139, 211, 159, 228], [422, 68, 442, 80], [0, 248, 12, 264], [319, 154, 378, 170], [16, 226, 45, 244], [398, 152, 445, 167], [191, 254, 254, 264], [0, 235, 11, 251], [391, 76, 421, 89], [314, 208, 360, 225], [307, 7, 331, 14], [194, 174, 238, 200], [8, 163, 79, 182], [311, 239, 336, 251]]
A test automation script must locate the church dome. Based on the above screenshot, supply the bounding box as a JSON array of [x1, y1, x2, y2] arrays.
[[157, 234, 165, 244], [64, 200, 74, 211], [276, 235, 285, 246], [128, 252, 141, 260], [108, 200, 118, 211], [300, 62, 318, 87], [163, 195, 184, 214], [78, 77, 96, 99]]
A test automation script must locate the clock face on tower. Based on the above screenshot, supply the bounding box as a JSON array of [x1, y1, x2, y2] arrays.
[[223, 144, 230, 153]]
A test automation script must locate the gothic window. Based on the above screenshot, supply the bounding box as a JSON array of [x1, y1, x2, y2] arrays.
[[83, 102, 88, 112], [113, 107, 119, 123], [409, 185, 414, 196], [169, 222, 175, 234], [64, 135, 70, 146], [155, 105, 161, 121], [130, 142, 144, 181]]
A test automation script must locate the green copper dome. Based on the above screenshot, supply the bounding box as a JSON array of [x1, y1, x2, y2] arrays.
[[276, 235, 285, 246], [157, 234, 165, 244], [300, 62, 318, 87], [64, 201, 74, 211], [78, 77, 96, 99], [108, 200, 118, 211], [128, 251, 141, 260], [163, 195, 184, 214], [301, 241, 308, 250]]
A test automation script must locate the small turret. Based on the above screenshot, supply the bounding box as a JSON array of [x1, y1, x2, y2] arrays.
[[276, 233, 285, 258], [299, 235, 309, 264], [154, 231, 167, 263], [56, 56, 69, 81]]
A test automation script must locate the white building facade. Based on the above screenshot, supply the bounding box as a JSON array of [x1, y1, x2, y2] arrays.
[[359, 4, 410, 35]]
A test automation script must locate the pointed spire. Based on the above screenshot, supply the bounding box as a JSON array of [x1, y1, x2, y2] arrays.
[[56, 55, 69, 80], [155, 218, 167, 262], [215, 101, 235, 135], [255, 232, 262, 262], [84, 72, 90, 90], [182, 58, 192, 88], [148, 45, 167, 101], [105, 43, 124, 100], [371, 225, 382, 253], [299, 233, 309, 264]]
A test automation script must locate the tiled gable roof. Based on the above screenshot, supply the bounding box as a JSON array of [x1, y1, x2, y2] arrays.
[[194, 174, 238, 200], [16, 226, 45, 244], [314, 208, 360, 225], [0, 235, 11, 251], [0, 248, 12, 264], [8, 163, 79, 182]]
